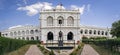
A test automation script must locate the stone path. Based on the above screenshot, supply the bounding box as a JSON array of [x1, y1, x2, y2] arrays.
[[81, 44, 99, 55], [25, 45, 43, 55]]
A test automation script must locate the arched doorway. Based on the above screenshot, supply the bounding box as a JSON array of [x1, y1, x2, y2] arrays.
[[67, 32, 73, 40], [26, 37, 29, 40], [47, 32, 53, 40], [31, 37, 34, 40], [22, 37, 25, 40], [36, 36, 39, 40]]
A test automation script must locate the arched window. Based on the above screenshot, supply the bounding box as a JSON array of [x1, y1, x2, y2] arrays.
[[47, 16, 53, 26], [80, 29, 83, 34], [18, 31, 21, 35], [105, 32, 108, 36], [89, 30, 92, 34], [35, 29, 38, 33], [85, 29, 88, 34], [94, 30, 96, 34], [47, 32, 53, 40], [26, 30, 29, 34], [22, 31, 25, 35], [5, 34, 8, 36], [102, 31, 104, 35], [30, 30, 34, 34], [98, 31, 100, 35], [10, 32, 13, 36], [14, 31, 17, 36], [57, 16, 64, 25], [67, 16, 74, 26], [67, 32, 73, 40]]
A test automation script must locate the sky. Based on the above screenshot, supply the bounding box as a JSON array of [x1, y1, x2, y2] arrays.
[[0, 0, 120, 31]]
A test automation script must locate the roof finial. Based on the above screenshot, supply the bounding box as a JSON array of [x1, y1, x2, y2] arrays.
[[56, 3, 65, 10], [60, 3, 62, 6], [58, 2, 63, 6]]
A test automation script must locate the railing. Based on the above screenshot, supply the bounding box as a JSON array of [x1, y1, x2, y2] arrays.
[[46, 40, 75, 47]]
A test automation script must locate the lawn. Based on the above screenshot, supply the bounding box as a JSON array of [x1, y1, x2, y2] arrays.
[[4, 44, 31, 55], [90, 44, 120, 55]]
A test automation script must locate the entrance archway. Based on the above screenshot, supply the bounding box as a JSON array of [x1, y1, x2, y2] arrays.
[[31, 37, 34, 40], [47, 32, 53, 40], [67, 32, 73, 40], [36, 36, 39, 40]]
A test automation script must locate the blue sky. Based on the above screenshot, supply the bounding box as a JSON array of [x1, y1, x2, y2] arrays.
[[0, 0, 120, 31]]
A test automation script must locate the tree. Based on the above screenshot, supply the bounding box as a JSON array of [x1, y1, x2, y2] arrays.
[[0, 32, 1, 37], [111, 20, 120, 38]]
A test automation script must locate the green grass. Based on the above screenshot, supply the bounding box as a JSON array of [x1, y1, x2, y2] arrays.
[[0, 37, 39, 55], [4, 44, 31, 55], [90, 44, 120, 55], [37, 44, 53, 55], [70, 43, 84, 55]]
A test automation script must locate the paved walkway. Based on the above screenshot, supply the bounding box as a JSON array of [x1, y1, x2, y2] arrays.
[[81, 44, 99, 55], [25, 45, 43, 55]]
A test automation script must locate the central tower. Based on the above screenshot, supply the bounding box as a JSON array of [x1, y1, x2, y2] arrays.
[[39, 4, 81, 48]]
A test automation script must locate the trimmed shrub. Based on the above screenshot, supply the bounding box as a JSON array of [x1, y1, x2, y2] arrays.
[[82, 37, 120, 53], [49, 50, 55, 55], [0, 37, 39, 55], [70, 51, 77, 55], [38, 45, 51, 55]]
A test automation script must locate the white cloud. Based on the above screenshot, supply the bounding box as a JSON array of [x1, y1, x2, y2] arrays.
[[17, 2, 87, 16], [17, 2, 53, 16], [9, 25, 22, 29], [70, 5, 85, 15]]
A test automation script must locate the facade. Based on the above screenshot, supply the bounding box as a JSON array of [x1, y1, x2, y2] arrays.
[[79, 25, 111, 38], [1, 4, 112, 47], [39, 4, 111, 45], [1, 25, 40, 40], [40, 4, 80, 44]]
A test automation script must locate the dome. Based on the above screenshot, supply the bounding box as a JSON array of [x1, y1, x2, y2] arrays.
[[56, 4, 65, 10]]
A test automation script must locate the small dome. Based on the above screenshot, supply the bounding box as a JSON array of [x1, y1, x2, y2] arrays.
[[56, 4, 65, 10]]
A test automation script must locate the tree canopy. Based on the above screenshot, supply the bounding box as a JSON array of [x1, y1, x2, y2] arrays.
[[111, 20, 120, 38]]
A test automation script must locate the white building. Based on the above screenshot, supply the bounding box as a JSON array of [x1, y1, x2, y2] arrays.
[[1, 25, 40, 40], [1, 4, 112, 48], [40, 4, 111, 45]]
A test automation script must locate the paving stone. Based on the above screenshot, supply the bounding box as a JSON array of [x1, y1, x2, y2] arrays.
[[81, 44, 99, 55], [25, 45, 44, 55]]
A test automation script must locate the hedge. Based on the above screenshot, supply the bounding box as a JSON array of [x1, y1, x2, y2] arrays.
[[0, 37, 39, 55], [82, 37, 120, 53]]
